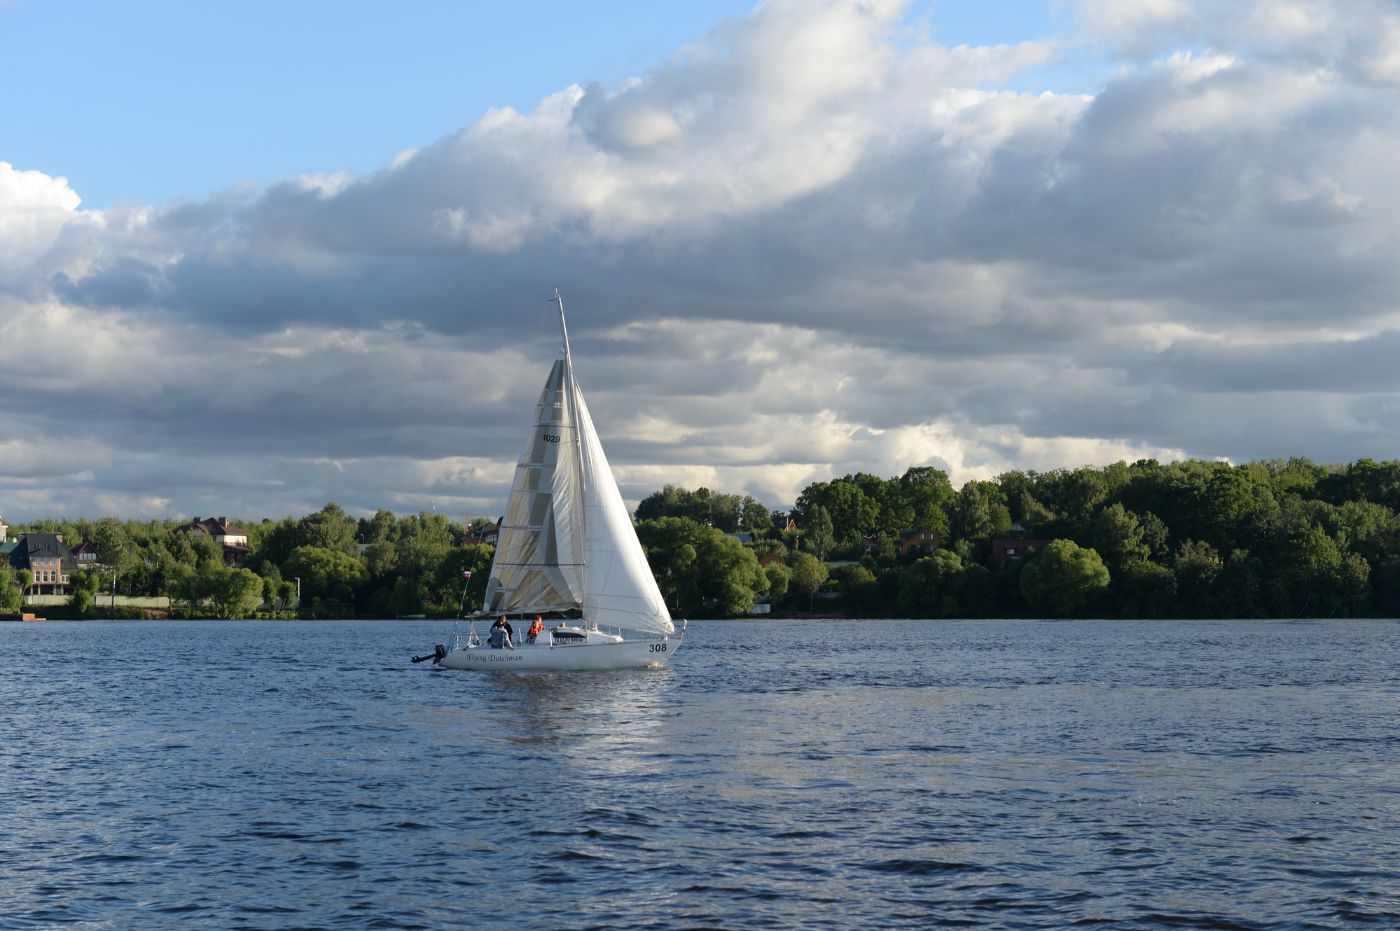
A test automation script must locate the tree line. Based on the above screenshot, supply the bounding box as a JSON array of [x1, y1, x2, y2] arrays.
[[0, 507, 490, 619], [3, 456, 1399, 619], [632, 458, 1400, 619]]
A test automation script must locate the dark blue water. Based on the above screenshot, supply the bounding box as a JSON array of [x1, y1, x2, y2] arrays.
[[2, 619, 1398, 929]]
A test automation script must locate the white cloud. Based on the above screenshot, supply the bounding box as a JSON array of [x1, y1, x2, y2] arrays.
[[1, 0, 1398, 521], [0, 161, 87, 280]]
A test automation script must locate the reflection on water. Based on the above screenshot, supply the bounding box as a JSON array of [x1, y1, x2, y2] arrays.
[[476, 668, 674, 780], [1, 618, 1399, 929]]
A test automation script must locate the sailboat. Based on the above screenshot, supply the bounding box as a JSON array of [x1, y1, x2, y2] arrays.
[[430, 291, 684, 671]]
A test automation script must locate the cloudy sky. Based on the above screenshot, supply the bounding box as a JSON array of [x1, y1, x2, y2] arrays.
[[2, 0, 1398, 524]]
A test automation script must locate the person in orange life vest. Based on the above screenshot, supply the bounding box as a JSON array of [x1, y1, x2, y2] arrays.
[[527, 616, 545, 643]]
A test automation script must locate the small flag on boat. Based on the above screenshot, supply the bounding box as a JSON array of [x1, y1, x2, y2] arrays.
[[463, 570, 472, 579]]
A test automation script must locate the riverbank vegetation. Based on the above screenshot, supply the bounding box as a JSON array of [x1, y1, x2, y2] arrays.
[[3, 457, 1398, 619]]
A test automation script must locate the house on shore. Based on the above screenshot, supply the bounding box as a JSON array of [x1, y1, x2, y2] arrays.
[[6, 533, 79, 596], [464, 518, 502, 548], [71, 541, 100, 567], [900, 529, 944, 557], [174, 516, 250, 567]]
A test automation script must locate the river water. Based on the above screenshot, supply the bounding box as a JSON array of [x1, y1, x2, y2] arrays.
[[1, 618, 1397, 929]]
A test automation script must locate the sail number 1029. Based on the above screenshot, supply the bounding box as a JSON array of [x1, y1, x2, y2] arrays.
[[542, 433, 561, 443]]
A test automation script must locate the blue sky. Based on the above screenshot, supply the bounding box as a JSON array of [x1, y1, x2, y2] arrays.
[[2, 0, 1398, 522], [1, 0, 1087, 208], [0, 1, 745, 206]]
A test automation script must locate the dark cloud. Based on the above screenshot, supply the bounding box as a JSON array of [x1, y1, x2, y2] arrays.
[[1, 0, 1397, 520]]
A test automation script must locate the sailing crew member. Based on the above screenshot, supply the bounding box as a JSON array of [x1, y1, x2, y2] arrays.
[[527, 616, 544, 643], [490, 615, 514, 648]]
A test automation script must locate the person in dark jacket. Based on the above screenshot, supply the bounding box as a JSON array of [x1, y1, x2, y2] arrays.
[[489, 615, 514, 648]]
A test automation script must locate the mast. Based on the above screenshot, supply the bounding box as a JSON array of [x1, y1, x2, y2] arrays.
[[554, 288, 572, 362], [553, 288, 583, 497], [555, 288, 588, 597]]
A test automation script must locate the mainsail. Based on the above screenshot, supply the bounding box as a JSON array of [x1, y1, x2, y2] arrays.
[[482, 297, 675, 636], [482, 357, 586, 615]]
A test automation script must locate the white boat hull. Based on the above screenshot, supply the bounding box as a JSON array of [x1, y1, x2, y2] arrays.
[[438, 632, 682, 672]]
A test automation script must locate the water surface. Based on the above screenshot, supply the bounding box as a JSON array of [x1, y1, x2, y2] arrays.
[[1, 618, 1397, 928]]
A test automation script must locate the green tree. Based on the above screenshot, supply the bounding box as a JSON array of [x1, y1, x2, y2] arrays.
[[1256, 457, 1327, 498], [1115, 561, 1176, 618], [807, 505, 835, 560], [952, 481, 1012, 542], [283, 545, 367, 607], [1038, 468, 1109, 530], [787, 551, 828, 610], [739, 496, 773, 534], [167, 564, 202, 615], [1328, 500, 1400, 564], [165, 562, 265, 618], [897, 549, 966, 618], [1218, 549, 1265, 617], [1137, 511, 1171, 562], [168, 529, 223, 569], [69, 568, 102, 616], [0, 565, 19, 613], [89, 517, 136, 593], [380, 511, 460, 611], [837, 563, 886, 616], [363, 509, 401, 545], [764, 563, 791, 602], [205, 565, 265, 619], [708, 493, 744, 533], [1174, 540, 1223, 618], [298, 503, 359, 554], [250, 517, 302, 568], [898, 466, 955, 533], [635, 485, 711, 525], [1371, 557, 1400, 616], [637, 518, 700, 612], [1019, 540, 1110, 617], [692, 531, 767, 615], [364, 540, 398, 582], [1333, 458, 1400, 511], [1273, 524, 1369, 617], [795, 479, 878, 549], [1202, 468, 1281, 553], [998, 470, 1056, 529], [432, 543, 494, 615], [1091, 503, 1151, 574], [636, 517, 766, 616]]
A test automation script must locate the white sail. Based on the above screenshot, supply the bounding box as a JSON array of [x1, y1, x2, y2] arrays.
[[483, 357, 586, 615], [574, 379, 675, 636], [481, 294, 674, 637]]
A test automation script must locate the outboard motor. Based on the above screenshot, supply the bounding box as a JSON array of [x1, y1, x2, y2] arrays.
[[411, 643, 448, 665]]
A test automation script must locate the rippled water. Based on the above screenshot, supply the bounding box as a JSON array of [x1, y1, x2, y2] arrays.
[[2, 618, 1398, 929]]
